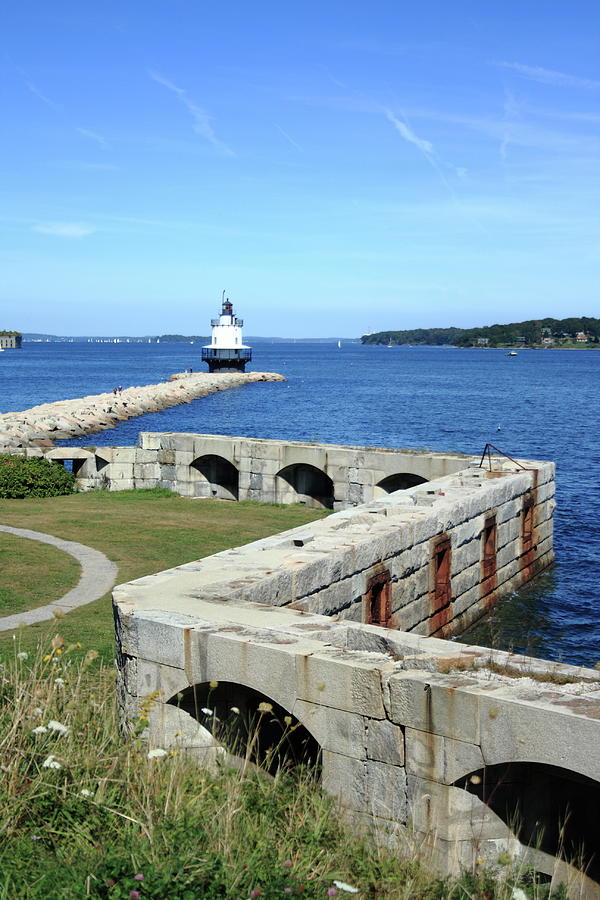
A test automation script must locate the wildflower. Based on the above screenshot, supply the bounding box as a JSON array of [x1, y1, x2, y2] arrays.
[[17, 651, 28, 661], [30, 835, 41, 842], [250, 890, 263, 898], [201, 707, 213, 716], [33, 707, 43, 716], [512, 891, 528, 900], [469, 774, 481, 785], [51, 635, 64, 650], [258, 701, 273, 714], [328, 890, 337, 897], [52, 608, 65, 619], [130, 892, 141, 900], [32, 725, 48, 735], [333, 882, 359, 894], [147, 748, 168, 759], [47, 720, 69, 735], [80, 789, 94, 798], [42, 755, 62, 770], [54, 678, 65, 686], [43, 654, 52, 662], [283, 715, 293, 726], [134, 874, 144, 882], [282, 859, 293, 868], [209, 680, 219, 688], [284, 890, 292, 896], [230, 706, 240, 714]]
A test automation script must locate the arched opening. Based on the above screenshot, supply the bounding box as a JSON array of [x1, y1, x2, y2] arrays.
[[454, 762, 600, 883], [191, 455, 239, 500], [375, 473, 428, 496], [168, 682, 321, 775], [276, 464, 334, 509]]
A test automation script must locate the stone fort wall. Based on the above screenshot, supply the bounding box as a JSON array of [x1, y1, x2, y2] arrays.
[[111, 442, 600, 893]]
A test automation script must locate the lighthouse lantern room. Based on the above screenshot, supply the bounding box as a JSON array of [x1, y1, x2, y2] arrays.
[[201, 292, 252, 373]]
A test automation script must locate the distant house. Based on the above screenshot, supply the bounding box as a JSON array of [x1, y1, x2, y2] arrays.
[[541, 337, 554, 345], [0, 331, 22, 349], [576, 332, 588, 343], [476, 337, 489, 346]]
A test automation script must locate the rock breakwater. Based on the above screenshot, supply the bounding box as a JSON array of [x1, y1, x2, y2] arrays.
[[0, 371, 285, 449]]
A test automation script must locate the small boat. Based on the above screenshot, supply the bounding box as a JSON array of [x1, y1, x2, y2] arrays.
[[337, 340, 342, 349], [507, 351, 518, 357]]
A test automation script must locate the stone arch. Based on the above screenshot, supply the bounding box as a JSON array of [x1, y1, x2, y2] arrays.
[[454, 761, 600, 885], [190, 454, 239, 500], [167, 681, 321, 775], [275, 463, 334, 509], [373, 473, 428, 497]]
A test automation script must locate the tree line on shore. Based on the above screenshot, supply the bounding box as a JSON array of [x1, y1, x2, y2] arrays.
[[361, 316, 600, 347]]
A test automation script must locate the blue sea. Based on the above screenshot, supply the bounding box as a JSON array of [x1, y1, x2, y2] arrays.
[[2, 341, 599, 668]]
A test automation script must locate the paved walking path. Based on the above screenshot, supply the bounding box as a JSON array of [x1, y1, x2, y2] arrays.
[[0, 525, 118, 631]]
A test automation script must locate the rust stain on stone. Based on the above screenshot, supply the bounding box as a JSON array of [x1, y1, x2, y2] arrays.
[[363, 565, 392, 627]]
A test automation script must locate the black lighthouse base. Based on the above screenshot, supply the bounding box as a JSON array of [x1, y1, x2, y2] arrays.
[[202, 347, 252, 373]]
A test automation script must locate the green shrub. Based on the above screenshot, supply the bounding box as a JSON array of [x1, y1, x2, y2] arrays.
[[0, 454, 76, 499]]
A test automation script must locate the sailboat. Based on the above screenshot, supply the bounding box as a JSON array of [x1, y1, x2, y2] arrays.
[[337, 340, 342, 349]]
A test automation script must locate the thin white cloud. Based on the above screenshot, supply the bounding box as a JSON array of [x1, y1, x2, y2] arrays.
[[495, 61, 600, 90], [25, 80, 62, 111], [384, 108, 460, 199], [275, 124, 303, 152], [77, 128, 109, 148], [33, 222, 95, 238], [384, 108, 434, 155], [148, 69, 234, 157]]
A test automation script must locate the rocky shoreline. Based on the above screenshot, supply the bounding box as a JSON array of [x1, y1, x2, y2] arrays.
[[0, 371, 285, 449]]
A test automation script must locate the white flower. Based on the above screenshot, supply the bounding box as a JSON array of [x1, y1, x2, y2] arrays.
[[230, 706, 240, 714], [333, 881, 359, 894], [200, 707, 213, 716], [47, 720, 69, 735], [42, 755, 62, 770], [32, 725, 48, 735], [54, 678, 65, 686], [80, 789, 94, 798], [147, 748, 168, 759], [33, 707, 43, 716], [17, 652, 28, 661], [512, 890, 528, 900]]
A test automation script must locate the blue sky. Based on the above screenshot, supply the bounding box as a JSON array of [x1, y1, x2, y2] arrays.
[[2, 1, 599, 337]]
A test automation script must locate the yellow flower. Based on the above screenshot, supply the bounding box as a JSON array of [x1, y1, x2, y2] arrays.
[[258, 702, 273, 714], [209, 680, 219, 689], [283, 716, 293, 726]]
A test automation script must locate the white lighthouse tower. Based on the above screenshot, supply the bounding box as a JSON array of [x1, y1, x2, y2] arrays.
[[201, 292, 252, 373]]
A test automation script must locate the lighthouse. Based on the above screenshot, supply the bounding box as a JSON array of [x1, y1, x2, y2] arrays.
[[201, 292, 252, 373]]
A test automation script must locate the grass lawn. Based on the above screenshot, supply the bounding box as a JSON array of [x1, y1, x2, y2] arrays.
[[0, 532, 81, 615], [0, 488, 328, 660]]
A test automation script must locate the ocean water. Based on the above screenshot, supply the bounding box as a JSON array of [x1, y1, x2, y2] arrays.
[[2, 341, 599, 668]]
